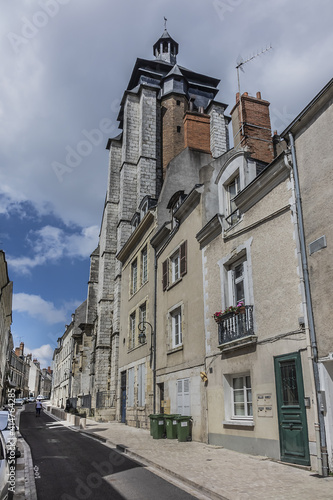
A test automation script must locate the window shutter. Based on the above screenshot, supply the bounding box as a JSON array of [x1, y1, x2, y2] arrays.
[[180, 241, 187, 276], [162, 259, 169, 291]]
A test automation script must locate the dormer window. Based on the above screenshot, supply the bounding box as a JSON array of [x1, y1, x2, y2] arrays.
[[167, 191, 186, 228], [131, 212, 140, 232], [226, 174, 240, 225], [138, 196, 157, 223], [141, 200, 149, 218]]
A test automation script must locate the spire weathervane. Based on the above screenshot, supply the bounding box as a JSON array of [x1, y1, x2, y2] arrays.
[[164, 16, 167, 29]]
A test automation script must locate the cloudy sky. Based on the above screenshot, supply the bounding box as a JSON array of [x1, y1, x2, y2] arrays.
[[1, 0, 332, 368]]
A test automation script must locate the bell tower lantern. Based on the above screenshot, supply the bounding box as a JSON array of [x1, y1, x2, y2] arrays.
[[153, 27, 179, 65]]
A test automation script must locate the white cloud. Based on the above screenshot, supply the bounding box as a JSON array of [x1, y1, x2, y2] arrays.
[[12, 293, 72, 324], [8, 224, 99, 274], [24, 344, 54, 370]]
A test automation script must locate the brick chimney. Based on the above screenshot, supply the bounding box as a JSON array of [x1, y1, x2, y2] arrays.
[[230, 91, 273, 163], [183, 111, 211, 154]]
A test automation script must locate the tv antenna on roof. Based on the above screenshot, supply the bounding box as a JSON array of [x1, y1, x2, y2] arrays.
[[236, 45, 272, 139]]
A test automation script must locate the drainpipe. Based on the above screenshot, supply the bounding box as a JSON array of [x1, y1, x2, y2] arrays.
[[288, 132, 328, 476], [153, 248, 157, 414]]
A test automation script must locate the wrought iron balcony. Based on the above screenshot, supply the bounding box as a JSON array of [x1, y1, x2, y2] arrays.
[[218, 305, 255, 348]]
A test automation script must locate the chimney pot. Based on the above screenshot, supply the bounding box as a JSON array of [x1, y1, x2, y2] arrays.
[[243, 92, 248, 97], [256, 91, 262, 99]]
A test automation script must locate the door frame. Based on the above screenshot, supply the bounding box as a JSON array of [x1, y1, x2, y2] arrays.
[[274, 351, 310, 466], [120, 371, 126, 424]]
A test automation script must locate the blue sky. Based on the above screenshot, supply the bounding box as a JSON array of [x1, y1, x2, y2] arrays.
[[1, 0, 332, 368]]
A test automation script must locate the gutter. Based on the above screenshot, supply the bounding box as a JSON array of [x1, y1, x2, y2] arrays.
[[288, 132, 328, 476]]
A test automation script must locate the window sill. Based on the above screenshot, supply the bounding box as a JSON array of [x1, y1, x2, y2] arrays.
[[167, 345, 183, 355], [223, 420, 254, 428], [167, 277, 182, 291], [130, 280, 148, 299]]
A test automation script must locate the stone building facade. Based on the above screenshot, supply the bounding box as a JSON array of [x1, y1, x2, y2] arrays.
[[0, 250, 13, 406], [50, 29, 332, 474]]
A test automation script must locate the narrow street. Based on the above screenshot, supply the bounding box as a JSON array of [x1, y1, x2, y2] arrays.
[[19, 405, 198, 500]]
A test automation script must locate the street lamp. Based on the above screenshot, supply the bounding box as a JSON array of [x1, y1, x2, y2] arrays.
[[138, 321, 156, 412]]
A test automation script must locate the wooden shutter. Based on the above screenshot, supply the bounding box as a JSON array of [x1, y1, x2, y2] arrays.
[[180, 241, 187, 276], [162, 259, 169, 291]]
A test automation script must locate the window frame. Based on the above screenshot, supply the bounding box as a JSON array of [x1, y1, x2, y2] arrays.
[[141, 245, 148, 285], [131, 258, 138, 295], [129, 312, 136, 350], [170, 306, 183, 348], [231, 374, 253, 420]]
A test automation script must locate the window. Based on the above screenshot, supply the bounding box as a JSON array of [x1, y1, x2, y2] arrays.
[[226, 174, 240, 224], [129, 312, 136, 349], [141, 200, 148, 219], [141, 246, 148, 285], [227, 258, 247, 307], [131, 212, 140, 232], [137, 363, 145, 406], [162, 241, 187, 291], [139, 302, 146, 330], [128, 367, 134, 407], [131, 259, 137, 294], [177, 378, 190, 415], [232, 375, 252, 418], [171, 307, 182, 348], [171, 250, 180, 282], [177, 126, 181, 133]]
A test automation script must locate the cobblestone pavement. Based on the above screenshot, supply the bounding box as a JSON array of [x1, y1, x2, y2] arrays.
[[15, 407, 333, 500]]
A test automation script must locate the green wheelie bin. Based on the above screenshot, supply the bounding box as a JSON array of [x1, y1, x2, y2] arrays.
[[149, 414, 165, 439], [164, 414, 180, 439], [176, 415, 192, 442]]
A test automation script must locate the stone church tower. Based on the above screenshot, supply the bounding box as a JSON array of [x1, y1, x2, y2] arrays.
[[86, 29, 230, 418]]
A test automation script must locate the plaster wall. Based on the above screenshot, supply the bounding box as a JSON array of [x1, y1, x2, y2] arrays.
[[293, 101, 333, 358]]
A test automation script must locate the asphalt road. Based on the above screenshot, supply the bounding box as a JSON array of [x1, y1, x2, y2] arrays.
[[20, 404, 197, 500]]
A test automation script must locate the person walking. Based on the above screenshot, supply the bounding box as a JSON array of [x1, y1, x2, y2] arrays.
[[35, 399, 42, 417]]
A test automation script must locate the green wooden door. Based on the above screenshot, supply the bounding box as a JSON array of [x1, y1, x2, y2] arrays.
[[274, 352, 310, 466]]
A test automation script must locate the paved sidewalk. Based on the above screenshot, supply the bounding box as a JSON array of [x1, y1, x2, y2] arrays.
[[16, 405, 333, 500], [79, 419, 333, 500]]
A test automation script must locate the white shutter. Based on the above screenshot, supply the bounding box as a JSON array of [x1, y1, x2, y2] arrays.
[[177, 378, 190, 415], [242, 260, 249, 305], [138, 363, 145, 406], [183, 378, 190, 416], [177, 379, 183, 414], [128, 367, 134, 407], [227, 269, 234, 307]]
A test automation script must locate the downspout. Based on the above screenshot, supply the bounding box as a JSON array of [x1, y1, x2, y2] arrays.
[[153, 248, 157, 414], [288, 132, 328, 476]]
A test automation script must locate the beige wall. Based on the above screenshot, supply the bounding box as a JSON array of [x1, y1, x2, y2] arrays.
[[293, 100, 333, 358], [156, 200, 207, 441], [202, 169, 318, 467], [117, 219, 156, 428]]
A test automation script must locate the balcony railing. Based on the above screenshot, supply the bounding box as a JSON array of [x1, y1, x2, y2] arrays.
[[218, 305, 255, 347]]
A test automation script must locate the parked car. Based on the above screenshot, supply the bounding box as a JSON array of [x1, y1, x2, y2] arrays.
[[0, 430, 9, 500], [28, 397, 35, 403], [14, 399, 24, 406], [36, 395, 45, 401], [0, 411, 20, 459]]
